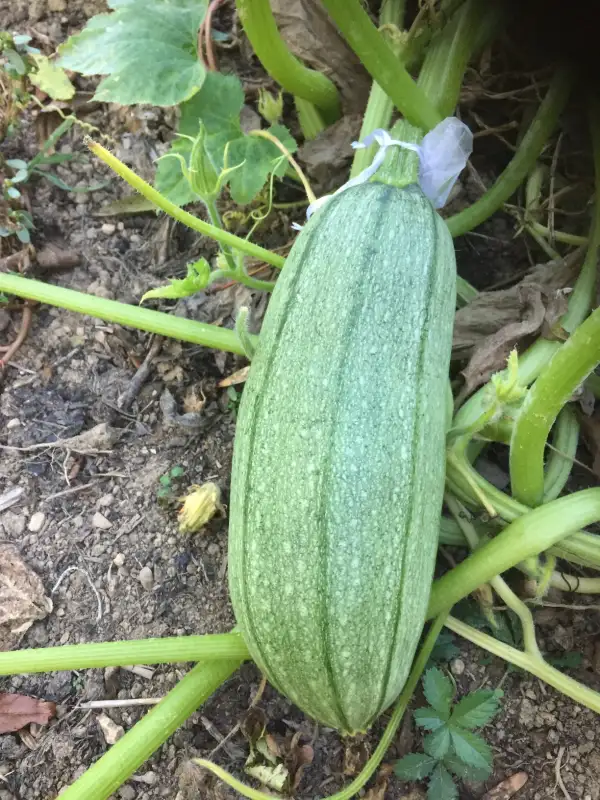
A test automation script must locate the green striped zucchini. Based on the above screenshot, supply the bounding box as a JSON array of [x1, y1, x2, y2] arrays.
[[228, 182, 456, 733]]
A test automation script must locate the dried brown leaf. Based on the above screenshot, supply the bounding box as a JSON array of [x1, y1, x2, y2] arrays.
[[343, 734, 370, 776], [0, 692, 56, 734], [481, 771, 528, 800], [218, 366, 250, 388], [455, 255, 578, 396], [0, 545, 53, 650], [363, 764, 393, 800], [287, 730, 314, 791], [271, 0, 370, 112], [298, 114, 363, 194]]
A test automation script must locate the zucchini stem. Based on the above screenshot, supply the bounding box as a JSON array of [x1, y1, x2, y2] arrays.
[[320, 0, 442, 131], [446, 67, 573, 237], [235, 0, 341, 123]]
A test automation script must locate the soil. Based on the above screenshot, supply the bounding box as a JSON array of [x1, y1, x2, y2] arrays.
[[1, 2, 600, 800]]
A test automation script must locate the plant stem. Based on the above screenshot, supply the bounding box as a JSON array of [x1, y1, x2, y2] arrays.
[[294, 97, 326, 140], [58, 655, 243, 800], [509, 304, 600, 507], [320, 0, 442, 131], [543, 405, 579, 502], [0, 273, 253, 355], [85, 139, 285, 269], [428, 488, 600, 618], [235, 0, 340, 123], [205, 196, 236, 272], [446, 615, 600, 712], [195, 612, 449, 800], [446, 67, 573, 237], [0, 633, 249, 675], [349, 0, 406, 180]]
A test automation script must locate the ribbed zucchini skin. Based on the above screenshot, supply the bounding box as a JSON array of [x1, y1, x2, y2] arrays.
[[228, 183, 455, 733]]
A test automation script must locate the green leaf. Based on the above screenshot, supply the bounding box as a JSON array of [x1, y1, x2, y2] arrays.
[[140, 259, 211, 304], [422, 667, 454, 714], [394, 753, 437, 780], [424, 726, 451, 760], [170, 465, 185, 478], [451, 690, 503, 730], [429, 630, 460, 665], [6, 159, 28, 170], [443, 754, 492, 782], [172, 73, 297, 206], [29, 54, 75, 100], [5, 48, 27, 75], [427, 764, 457, 800], [414, 707, 448, 731], [58, 0, 207, 106], [448, 727, 493, 772], [155, 138, 197, 207], [6, 187, 21, 199]]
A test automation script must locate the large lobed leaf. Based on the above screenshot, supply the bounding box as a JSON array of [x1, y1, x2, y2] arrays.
[[58, 0, 207, 106]]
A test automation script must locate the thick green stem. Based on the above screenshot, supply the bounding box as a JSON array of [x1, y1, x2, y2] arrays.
[[446, 616, 600, 712], [235, 0, 340, 123], [428, 489, 600, 618], [195, 613, 449, 800], [509, 304, 600, 507], [0, 273, 254, 355], [447, 67, 573, 237], [86, 140, 285, 269], [320, 0, 442, 131], [0, 633, 249, 675], [294, 97, 326, 140], [543, 405, 579, 502], [59, 656, 243, 800], [350, 0, 405, 179]]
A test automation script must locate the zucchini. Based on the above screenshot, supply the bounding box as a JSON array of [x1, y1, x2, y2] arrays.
[[228, 182, 456, 733]]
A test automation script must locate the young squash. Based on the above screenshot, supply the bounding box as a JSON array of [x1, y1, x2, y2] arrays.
[[228, 182, 455, 734]]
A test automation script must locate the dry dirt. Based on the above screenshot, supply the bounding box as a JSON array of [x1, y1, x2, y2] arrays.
[[1, 1, 600, 800]]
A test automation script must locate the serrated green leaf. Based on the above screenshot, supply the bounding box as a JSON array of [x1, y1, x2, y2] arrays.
[[448, 727, 492, 772], [429, 630, 461, 665], [424, 726, 451, 760], [443, 754, 492, 782], [140, 259, 210, 304], [422, 667, 454, 714], [427, 764, 457, 800], [414, 707, 448, 731], [30, 54, 75, 100], [451, 690, 502, 730], [58, 0, 207, 106], [394, 753, 437, 780]]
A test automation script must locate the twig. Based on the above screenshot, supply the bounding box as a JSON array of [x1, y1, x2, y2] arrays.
[[0, 303, 33, 367], [79, 698, 162, 709], [204, 0, 226, 72], [0, 486, 25, 512], [118, 335, 163, 410], [555, 746, 573, 800], [208, 676, 267, 758], [51, 566, 103, 623], [42, 482, 98, 503]]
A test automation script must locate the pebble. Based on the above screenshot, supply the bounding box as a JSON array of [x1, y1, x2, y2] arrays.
[[101, 222, 116, 235], [97, 713, 124, 745], [113, 553, 125, 567], [138, 566, 154, 591], [450, 658, 465, 676], [92, 512, 112, 530], [27, 511, 46, 533], [98, 493, 115, 507], [118, 787, 136, 800], [6, 418, 21, 429]]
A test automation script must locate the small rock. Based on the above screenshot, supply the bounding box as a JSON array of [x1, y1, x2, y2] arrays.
[[101, 222, 116, 235], [138, 566, 154, 591], [48, 0, 67, 10], [6, 418, 21, 429], [98, 493, 114, 507], [97, 713, 124, 745], [133, 771, 156, 786], [1, 511, 26, 537], [450, 658, 465, 676], [113, 553, 125, 567], [92, 512, 112, 530], [27, 511, 46, 533], [519, 698, 537, 729], [118, 786, 136, 800]]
